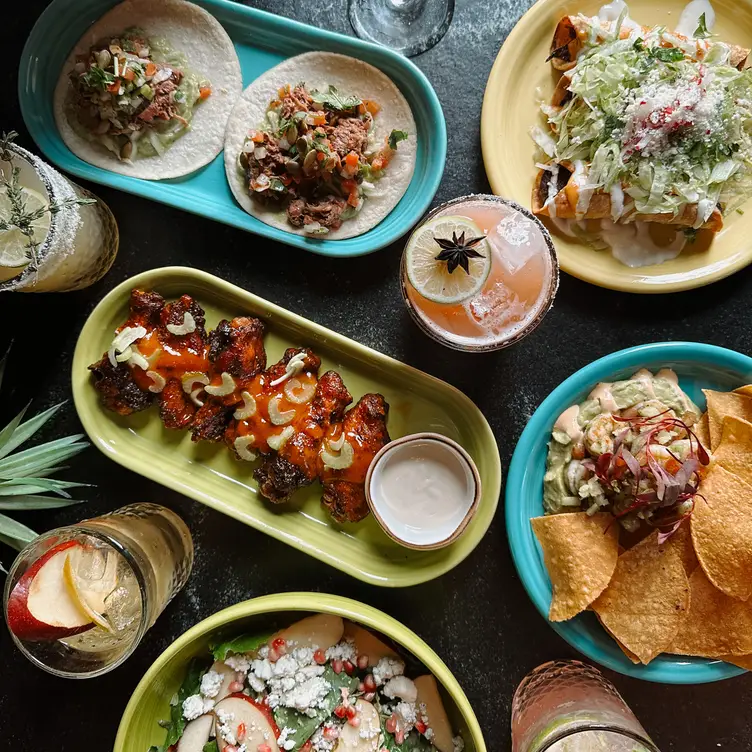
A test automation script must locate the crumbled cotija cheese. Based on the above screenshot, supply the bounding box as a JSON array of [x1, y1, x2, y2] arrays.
[[325, 641, 357, 662], [182, 694, 214, 721], [278, 726, 297, 751], [453, 735, 465, 752], [200, 669, 224, 699], [225, 654, 252, 675], [372, 657, 405, 686], [216, 708, 237, 745], [249, 648, 331, 716], [383, 676, 418, 704]]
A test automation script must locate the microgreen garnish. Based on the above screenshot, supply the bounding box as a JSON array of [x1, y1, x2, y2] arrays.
[[434, 231, 485, 274], [310, 85, 361, 112]]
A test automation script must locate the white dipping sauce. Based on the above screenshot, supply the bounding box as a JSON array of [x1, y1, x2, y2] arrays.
[[676, 0, 715, 37], [368, 439, 476, 547]]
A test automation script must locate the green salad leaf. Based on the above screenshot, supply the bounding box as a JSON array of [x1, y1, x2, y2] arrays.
[[202, 742, 219, 752], [149, 658, 206, 752], [380, 719, 437, 752], [272, 667, 359, 751], [694, 12, 711, 39], [209, 631, 272, 661]]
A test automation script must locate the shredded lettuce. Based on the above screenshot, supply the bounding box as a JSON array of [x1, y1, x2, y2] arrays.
[[538, 20, 752, 221]]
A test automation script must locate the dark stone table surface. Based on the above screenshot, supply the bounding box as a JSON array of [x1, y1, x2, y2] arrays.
[[2, 1, 752, 750]]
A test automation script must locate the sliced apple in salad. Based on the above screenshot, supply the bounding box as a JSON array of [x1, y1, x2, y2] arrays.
[[152, 615, 464, 752]]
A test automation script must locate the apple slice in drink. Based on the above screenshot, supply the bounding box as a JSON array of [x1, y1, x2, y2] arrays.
[[214, 695, 280, 752], [6, 541, 94, 641], [414, 675, 454, 752], [62, 546, 119, 631]]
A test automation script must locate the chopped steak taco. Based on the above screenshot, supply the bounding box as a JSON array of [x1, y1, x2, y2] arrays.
[[224, 52, 417, 239], [53, 0, 242, 180]]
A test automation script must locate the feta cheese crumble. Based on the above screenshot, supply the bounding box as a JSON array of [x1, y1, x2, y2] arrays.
[[181, 694, 214, 721], [224, 654, 252, 675], [200, 669, 224, 699], [372, 657, 405, 686], [383, 676, 418, 704], [325, 640, 357, 662], [278, 726, 297, 751], [216, 708, 237, 746]]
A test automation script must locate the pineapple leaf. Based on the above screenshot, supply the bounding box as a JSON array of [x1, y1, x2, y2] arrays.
[[0, 495, 84, 510], [0, 346, 8, 391], [0, 477, 91, 497], [0, 513, 37, 551], [0, 402, 64, 460], [0, 435, 88, 478]]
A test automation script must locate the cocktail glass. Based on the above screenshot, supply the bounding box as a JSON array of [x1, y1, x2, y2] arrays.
[[401, 194, 559, 352], [348, 0, 454, 57], [3, 503, 193, 678], [0, 142, 118, 293], [511, 661, 659, 752]]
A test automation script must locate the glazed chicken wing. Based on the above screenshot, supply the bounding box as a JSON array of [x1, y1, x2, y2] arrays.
[[224, 347, 321, 459], [191, 316, 267, 442], [89, 289, 166, 416], [320, 394, 390, 523], [254, 370, 352, 503]]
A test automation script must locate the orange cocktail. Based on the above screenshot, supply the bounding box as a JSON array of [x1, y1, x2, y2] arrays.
[[401, 195, 558, 352]]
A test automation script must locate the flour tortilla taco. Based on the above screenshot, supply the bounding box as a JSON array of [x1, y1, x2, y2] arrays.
[[224, 52, 417, 239], [53, 0, 242, 179]]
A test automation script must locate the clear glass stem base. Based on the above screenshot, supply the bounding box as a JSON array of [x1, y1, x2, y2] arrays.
[[348, 0, 454, 56]]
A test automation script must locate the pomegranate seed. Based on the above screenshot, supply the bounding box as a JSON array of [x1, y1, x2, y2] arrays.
[[332, 659, 344, 674], [323, 726, 339, 741], [364, 692, 375, 702], [395, 730, 405, 745], [357, 654, 369, 670], [334, 705, 347, 719], [385, 716, 398, 734], [348, 716, 361, 728], [229, 681, 244, 693], [272, 637, 287, 654], [258, 745, 272, 752], [301, 744, 312, 752], [268, 647, 280, 662], [358, 682, 365, 692], [345, 705, 357, 720], [364, 674, 376, 692], [343, 660, 355, 675], [415, 720, 427, 735], [313, 649, 327, 665]]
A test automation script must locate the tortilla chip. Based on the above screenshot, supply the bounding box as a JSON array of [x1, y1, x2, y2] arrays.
[[670, 568, 752, 657], [733, 385, 752, 398], [531, 512, 619, 622], [596, 614, 641, 664], [721, 654, 752, 670], [713, 416, 752, 486], [665, 522, 699, 577], [703, 390, 752, 450], [592, 531, 689, 664], [694, 412, 711, 451], [692, 465, 752, 601]]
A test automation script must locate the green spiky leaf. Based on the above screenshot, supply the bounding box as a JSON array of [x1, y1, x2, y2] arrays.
[[0, 513, 37, 551]]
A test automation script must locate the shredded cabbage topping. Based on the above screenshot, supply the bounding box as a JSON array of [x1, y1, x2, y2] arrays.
[[539, 13, 752, 222]]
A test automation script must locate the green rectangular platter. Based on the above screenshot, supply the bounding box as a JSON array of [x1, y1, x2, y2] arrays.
[[71, 267, 501, 587]]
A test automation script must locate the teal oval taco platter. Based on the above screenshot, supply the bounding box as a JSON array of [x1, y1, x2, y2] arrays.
[[506, 342, 752, 684], [18, 0, 446, 257]]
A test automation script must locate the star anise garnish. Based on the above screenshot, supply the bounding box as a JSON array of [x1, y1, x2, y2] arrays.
[[434, 231, 485, 274]]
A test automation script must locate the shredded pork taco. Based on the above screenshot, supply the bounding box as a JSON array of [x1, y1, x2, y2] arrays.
[[224, 52, 417, 239], [54, 0, 242, 179]]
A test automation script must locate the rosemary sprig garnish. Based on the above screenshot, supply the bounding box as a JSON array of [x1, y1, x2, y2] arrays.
[[0, 131, 96, 273]]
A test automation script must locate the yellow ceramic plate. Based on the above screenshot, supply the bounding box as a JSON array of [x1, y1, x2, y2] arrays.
[[114, 593, 487, 752], [71, 267, 501, 587], [481, 0, 752, 293]]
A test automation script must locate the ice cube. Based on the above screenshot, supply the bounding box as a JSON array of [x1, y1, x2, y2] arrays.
[[103, 566, 142, 632], [465, 280, 528, 336], [488, 215, 537, 274]]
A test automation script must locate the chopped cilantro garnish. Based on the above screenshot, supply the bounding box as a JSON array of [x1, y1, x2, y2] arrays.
[[310, 85, 361, 111], [652, 47, 685, 63], [81, 65, 116, 90], [388, 129, 408, 150], [694, 13, 711, 39]]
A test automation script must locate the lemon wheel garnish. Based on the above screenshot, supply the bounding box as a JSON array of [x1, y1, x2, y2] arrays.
[[405, 216, 492, 305], [0, 185, 49, 269], [62, 551, 116, 632]]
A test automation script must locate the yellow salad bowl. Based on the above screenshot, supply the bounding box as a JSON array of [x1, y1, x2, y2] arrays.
[[114, 593, 487, 752]]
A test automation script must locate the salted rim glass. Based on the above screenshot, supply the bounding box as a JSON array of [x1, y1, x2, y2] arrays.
[[400, 194, 560, 353]]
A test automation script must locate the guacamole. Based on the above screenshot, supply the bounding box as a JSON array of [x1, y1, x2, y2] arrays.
[[543, 368, 707, 532]]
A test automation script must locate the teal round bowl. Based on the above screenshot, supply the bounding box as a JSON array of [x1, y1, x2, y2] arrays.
[[506, 342, 752, 684]]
